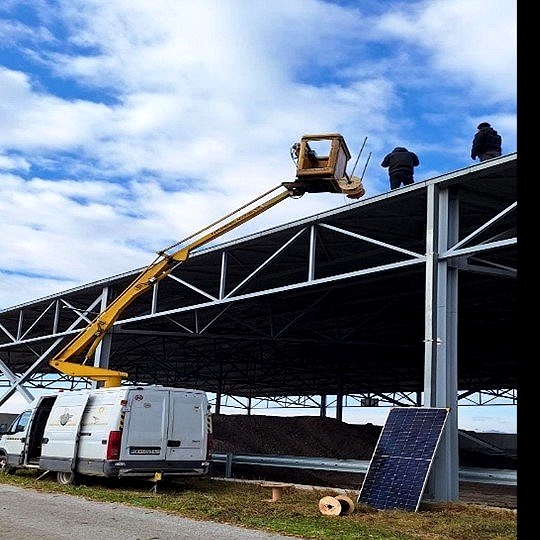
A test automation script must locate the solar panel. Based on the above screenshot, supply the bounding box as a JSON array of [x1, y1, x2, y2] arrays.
[[357, 407, 449, 511]]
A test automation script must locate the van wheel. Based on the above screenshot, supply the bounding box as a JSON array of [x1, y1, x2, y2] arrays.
[[0, 453, 16, 475], [57, 471, 78, 485]]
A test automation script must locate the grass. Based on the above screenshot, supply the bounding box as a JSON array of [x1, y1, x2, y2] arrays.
[[0, 471, 516, 540]]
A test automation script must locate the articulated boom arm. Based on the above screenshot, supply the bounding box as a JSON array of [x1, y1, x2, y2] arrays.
[[48, 133, 365, 387], [49, 187, 293, 387]]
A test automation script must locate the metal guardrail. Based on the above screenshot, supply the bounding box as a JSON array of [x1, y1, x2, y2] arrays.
[[211, 452, 516, 486]]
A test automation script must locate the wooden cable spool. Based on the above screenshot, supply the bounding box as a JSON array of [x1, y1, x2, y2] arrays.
[[318, 494, 356, 516]]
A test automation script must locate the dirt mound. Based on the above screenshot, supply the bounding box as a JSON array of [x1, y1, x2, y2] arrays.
[[212, 414, 381, 459], [212, 414, 517, 470]]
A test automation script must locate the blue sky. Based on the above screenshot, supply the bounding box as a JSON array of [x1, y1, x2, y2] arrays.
[[0, 1, 517, 431]]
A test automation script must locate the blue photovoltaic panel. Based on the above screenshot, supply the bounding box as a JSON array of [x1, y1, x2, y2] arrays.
[[358, 407, 449, 512]]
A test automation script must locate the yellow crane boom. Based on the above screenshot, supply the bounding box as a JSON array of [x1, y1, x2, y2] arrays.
[[48, 133, 365, 387]]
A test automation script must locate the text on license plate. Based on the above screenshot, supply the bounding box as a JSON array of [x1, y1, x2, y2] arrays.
[[129, 447, 161, 455]]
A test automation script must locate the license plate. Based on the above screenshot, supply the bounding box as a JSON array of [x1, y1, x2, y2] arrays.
[[129, 447, 161, 455]]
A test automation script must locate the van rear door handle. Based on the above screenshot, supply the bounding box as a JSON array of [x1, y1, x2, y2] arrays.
[[167, 440, 181, 447]]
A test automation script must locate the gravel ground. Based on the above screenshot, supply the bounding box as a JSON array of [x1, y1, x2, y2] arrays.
[[0, 484, 297, 540]]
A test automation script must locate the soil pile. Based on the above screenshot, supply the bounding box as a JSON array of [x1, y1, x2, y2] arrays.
[[212, 414, 381, 459], [212, 414, 516, 469]]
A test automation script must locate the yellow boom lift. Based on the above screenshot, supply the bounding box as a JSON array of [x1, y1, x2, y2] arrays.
[[48, 133, 365, 387]]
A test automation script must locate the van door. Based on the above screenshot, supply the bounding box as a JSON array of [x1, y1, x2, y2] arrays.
[[2, 409, 33, 466], [120, 388, 167, 460], [1, 395, 57, 468], [40, 392, 90, 473], [167, 391, 206, 461], [119, 389, 207, 462], [24, 396, 57, 464]]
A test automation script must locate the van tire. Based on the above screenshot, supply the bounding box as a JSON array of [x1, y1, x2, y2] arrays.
[[57, 471, 79, 485], [0, 452, 16, 475]]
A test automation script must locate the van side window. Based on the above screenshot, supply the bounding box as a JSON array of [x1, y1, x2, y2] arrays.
[[13, 410, 32, 433]]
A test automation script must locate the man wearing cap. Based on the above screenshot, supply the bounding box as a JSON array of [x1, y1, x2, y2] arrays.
[[471, 122, 502, 162]]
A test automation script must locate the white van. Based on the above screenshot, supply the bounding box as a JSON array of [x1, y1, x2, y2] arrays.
[[0, 385, 212, 485]]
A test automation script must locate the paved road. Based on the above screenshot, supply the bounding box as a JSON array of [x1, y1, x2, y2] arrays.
[[0, 484, 296, 540]]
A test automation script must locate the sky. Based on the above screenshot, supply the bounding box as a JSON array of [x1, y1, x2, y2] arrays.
[[0, 1, 517, 432]]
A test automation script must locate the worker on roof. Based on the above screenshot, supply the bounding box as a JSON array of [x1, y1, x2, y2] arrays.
[[381, 147, 420, 190], [471, 122, 502, 162]]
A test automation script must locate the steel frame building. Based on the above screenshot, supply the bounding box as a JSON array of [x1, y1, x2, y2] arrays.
[[0, 153, 517, 501]]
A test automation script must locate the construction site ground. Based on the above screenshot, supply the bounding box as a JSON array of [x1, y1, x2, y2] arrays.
[[211, 414, 517, 509]]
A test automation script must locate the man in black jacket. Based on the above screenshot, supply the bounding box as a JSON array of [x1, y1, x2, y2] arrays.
[[381, 147, 420, 190], [471, 122, 502, 162]]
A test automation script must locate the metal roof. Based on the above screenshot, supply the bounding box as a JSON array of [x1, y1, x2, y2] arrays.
[[0, 154, 517, 406]]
